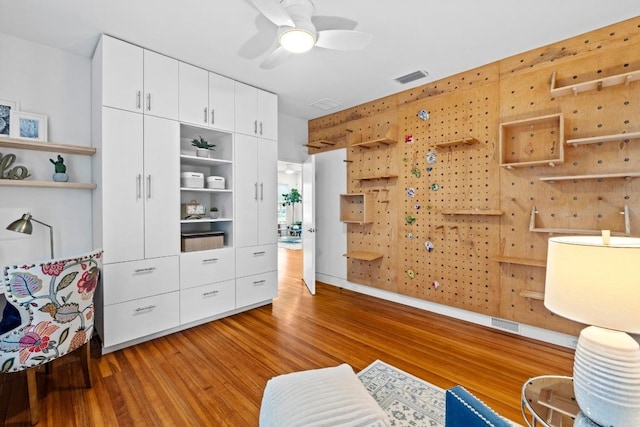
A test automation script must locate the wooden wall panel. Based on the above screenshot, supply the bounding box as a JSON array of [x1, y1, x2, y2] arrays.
[[308, 16, 640, 336]]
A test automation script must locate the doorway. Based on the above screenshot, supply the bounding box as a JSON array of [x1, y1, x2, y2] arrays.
[[277, 161, 303, 251]]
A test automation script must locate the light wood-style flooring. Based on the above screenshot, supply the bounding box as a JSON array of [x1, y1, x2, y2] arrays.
[[0, 247, 574, 426]]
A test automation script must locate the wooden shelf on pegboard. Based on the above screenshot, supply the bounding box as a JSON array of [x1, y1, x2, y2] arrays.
[[440, 209, 503, 216], [356, 174, 399, 181], [343, 251, 383, 261], [348, 124, 397, 148], [491, 256, 546, 268], [529, 206, 631, 236], [434, 137, 480, 149], [304, 139, 339, 148], [550, 69, 640, 97], [566, 130, 640, 147], [539, 172, 640, 182], [520, 290, 545, 301], [340, 193, 374, 224]]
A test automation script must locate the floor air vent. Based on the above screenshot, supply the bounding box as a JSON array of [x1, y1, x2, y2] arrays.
[[394, 70, 429, 84], [491, 318, 520, 333]]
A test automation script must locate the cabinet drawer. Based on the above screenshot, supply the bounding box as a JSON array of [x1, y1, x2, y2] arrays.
[[179, 248, 235, 289], [236, 271, 278, 308], [102, 291, 179, 348], [103, 256, 179, 305], [180, 279, 235, 325], [235, 244, 277, 277]]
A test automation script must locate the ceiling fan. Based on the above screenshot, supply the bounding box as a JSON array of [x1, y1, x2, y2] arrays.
[[250, 0, 373, 69]]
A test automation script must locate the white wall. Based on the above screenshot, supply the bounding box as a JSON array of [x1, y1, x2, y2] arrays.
[[0, 32, 93, 262], [277, 113, 308, 164]]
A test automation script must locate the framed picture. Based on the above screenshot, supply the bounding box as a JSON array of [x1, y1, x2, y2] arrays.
[[0, 97, 19, 136], [10, 111, 48, 142]]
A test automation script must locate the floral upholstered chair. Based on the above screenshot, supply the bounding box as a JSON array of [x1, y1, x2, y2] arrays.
[[0, 249, 102, 425]]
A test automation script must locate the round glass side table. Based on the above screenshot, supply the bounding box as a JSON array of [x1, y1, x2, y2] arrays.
[[521, 376, 580, 427]]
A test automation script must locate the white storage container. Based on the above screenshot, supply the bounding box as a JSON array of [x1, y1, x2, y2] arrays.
[[181, 172, 204, 188], [206, 176, 225, 189]]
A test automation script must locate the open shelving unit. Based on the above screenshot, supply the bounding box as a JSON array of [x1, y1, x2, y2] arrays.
[[549, 69, 640, 97], [0, 135, 97, 189], [566, 130, 640, 147], [340, 193, 374, 224], [499, 113, 564, 168]]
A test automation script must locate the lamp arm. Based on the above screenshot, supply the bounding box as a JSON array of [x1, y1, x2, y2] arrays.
[[30, 218, 54, 259]]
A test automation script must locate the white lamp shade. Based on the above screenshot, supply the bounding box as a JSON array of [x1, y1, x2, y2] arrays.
[[544, 236, 640, 333]]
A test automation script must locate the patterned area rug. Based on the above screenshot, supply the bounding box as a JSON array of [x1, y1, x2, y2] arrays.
[[357, 360, 445, 427], [278, 237, 302, 250]]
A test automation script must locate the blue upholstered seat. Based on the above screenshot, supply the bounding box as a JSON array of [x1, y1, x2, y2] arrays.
[[445, 385, 513, 427]]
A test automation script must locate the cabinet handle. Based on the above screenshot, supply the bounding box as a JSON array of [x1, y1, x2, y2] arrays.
[[211, 109, 215, 125], [254, 120, 258, 134], [260, 182, 264, 201], [136, 90, 141, 110], [204, 107, 208, 123], [146, 93, 151, 111], [146, 175, 151, 199], [253, 280, 266, 286], [136, 174, 142, 199], [203, 290, 219, 297], [254, 182, 258, 200], [134, 305, 156, 313], [260, 121, 263, 135], [202, 258, 219, 263], [253, 251, 266, 256], [133, 267, 156, 274]]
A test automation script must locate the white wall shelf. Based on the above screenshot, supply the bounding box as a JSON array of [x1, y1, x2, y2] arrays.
[[0, 179, 96, 190], [0, 136, 96, 156], [550, 69, 640, 97]]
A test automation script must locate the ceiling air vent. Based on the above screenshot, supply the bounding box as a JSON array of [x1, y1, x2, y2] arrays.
[[310, 98, 342, 111], [394, 70, 429, 84]]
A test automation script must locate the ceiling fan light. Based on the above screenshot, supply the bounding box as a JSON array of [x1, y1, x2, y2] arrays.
[[280, 28, 315, 53]]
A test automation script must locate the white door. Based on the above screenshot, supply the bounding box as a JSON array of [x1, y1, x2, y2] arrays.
[[302, 155, 316, 295], [234, 134, 259, 247], [257, 139, 278, 245], [101, 36, 143, 113], [178, 62, 209, 126], [208, 72, 235, 132], [257, 89, 278, 141], [143, 50, 179, 120], [101, 107, 144, 264], [143, 115, 180, 259]]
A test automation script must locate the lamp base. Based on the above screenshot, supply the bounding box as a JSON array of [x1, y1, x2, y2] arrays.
[[573, 326, 640, 427]]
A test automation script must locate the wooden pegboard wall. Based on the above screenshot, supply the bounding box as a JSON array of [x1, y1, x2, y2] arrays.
[[396, 83, 501, 315], [309, 16, 640, 336]]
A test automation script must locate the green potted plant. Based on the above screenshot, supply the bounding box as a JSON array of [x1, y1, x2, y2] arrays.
[[209, 206, 219, 219], [191, 135, 216, 158], [282, 188, 302, 223], [49, 154, 69, 182]]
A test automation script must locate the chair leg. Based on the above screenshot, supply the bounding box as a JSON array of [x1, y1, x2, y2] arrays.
[[80, 342, 93, 388], [26, 369, 40, 425]]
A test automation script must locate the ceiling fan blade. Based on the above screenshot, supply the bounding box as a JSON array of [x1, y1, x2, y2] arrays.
[[311, 16, 358, 31], [239, 15, 278, 59], [315, 30, 373, 51], [260, 46, 291, 69], [250, 0, 294, 27]]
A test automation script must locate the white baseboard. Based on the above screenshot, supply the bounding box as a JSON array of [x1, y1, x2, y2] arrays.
[[316, 273, 578, 349]]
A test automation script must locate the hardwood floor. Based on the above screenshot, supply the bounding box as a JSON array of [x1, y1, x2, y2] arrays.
[[0, 247, 574, 426]]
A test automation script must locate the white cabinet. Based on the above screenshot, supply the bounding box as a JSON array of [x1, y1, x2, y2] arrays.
[[103, 257, 179, 306], [179, 63, 235, 132], [99, 108, 180, 264], [236, 271, 278, 307], [179, 248, 235, 289], [97, 35, 178, 119], [234, 134, 278, 248], [180, 280, 236, 325], [234, 81, 278, 140]]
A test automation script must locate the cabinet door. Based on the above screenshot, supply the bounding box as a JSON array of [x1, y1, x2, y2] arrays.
[[101, 107, 144, 264], [234, 81, 258, 136], [257, 89, 278, 141], [208, 72, 235, 132], [143, 116, 180, 259], [143, 50, 179, 120], [101, 36, 143, 113], [257, 138, 278, 245], [234, 134, 259, 247], [178, 62, 209, 126]]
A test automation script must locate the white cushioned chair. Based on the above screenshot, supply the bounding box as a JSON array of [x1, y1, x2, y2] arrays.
[[0, 249, 103, 425]]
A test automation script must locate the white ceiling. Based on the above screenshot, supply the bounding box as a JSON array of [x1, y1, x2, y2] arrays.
[[1, 1, 639, 120]]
